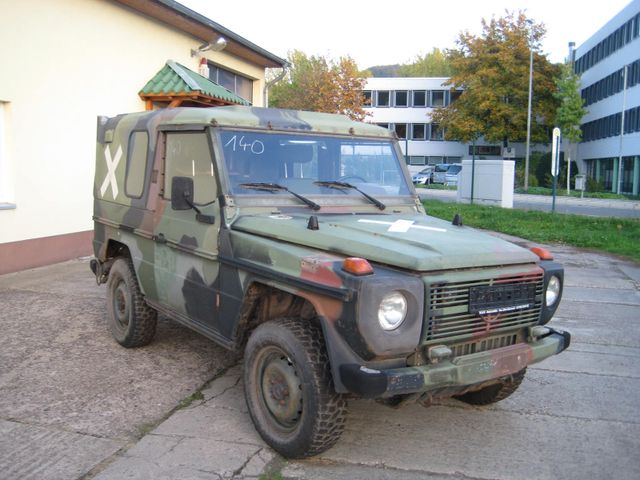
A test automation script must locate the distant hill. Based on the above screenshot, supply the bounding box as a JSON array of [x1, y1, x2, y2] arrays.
[[366, 64, 401, 77]]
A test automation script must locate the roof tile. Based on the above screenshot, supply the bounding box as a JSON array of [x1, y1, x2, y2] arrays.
[[140, 60, 250, 105]]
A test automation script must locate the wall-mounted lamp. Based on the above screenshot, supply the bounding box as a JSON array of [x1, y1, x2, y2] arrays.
[[191, 37, 227, 57]]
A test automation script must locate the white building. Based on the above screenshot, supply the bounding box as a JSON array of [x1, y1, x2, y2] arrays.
[[574, 0, 640, 195], [363, 77, 528, 174], [0, 0, 286, 274]]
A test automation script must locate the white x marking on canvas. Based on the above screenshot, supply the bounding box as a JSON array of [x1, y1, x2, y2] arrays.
[[357, 219, 447, 233], [100, 145, 122, 199]]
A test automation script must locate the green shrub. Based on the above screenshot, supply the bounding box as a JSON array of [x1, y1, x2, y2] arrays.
[[586, 177, 606, 193]]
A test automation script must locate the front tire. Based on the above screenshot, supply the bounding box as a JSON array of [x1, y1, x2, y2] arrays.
[[456, 368, 526, 405], [106, 257, 157, 348], [243, 318, 347, 458]]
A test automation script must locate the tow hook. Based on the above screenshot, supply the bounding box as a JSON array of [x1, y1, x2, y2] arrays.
[[90, 259, 111, 285]]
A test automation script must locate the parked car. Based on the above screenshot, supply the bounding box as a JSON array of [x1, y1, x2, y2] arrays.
[[432, 163, 454, 184], [411, 166, 434, 185], [444, 164, 463, 186]]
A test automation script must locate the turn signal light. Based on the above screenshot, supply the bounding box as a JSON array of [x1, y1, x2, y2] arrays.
[[342, 257, 374, 276], [530, 247, 554, 261]]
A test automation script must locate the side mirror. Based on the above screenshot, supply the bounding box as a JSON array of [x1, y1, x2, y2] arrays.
[[171, 176, 194, 210]]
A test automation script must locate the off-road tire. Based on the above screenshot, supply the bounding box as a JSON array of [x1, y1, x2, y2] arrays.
[[106, 257, 157, 348], [456, 368, 527, 405], [243, 318, 347, 458]]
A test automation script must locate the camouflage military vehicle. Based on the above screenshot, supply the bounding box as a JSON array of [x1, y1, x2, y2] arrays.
[[91, 106, 570, 458]]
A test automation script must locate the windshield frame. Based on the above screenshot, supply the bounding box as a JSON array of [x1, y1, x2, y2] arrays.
[[212, 127, 417, 210]]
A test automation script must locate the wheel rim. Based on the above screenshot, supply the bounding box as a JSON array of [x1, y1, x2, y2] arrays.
[[113, 280, 130, 329], [257, 347, 303, 430]]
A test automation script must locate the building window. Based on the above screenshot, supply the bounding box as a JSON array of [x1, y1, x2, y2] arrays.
[[600, 158, 614, 190], [412, 90, 426, 107], [394, 123, 407, 139], [0, 101, 14, 208], [409, 156, 426, 165], [450, 90, 462, 103], [575, 12, 640, 74], [209, 64, 253, 103], [376, 91, 390, 107], [430, 123, 444, 140], [411, 123, 426, 140], [431, 91, 445, 107], [621, 156, 635, 193], [468, 145, 502, 156], [376, 123, 390, 129], [363, 90, 372, 106], [394, 91, 408, 107], [582, 59, 640, 107]]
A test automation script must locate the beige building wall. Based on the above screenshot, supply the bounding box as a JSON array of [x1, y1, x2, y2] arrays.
[[0, 0, 265, 250]]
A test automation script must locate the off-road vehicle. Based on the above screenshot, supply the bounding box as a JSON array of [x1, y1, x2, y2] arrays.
[[91, 106, 570, 458]]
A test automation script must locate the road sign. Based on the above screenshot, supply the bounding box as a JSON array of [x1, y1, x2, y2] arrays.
[[551, 127, 561, 177]]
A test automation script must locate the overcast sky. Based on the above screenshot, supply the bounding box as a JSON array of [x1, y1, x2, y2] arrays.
[[180, 0, 633, 68]]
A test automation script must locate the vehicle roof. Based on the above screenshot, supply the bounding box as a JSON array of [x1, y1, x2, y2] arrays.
[[107, 106, 393, 138]]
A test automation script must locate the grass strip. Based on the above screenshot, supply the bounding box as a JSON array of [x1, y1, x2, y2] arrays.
[[423, 200, 640, 263], [514, 186, 640, 200]]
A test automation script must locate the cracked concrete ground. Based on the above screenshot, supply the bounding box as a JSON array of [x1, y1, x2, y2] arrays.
[[0, 259, 238, 479], [2, 240, 640, 479]]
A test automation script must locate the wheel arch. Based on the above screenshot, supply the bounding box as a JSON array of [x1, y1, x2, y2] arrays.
[[235, 279, 360, 394]]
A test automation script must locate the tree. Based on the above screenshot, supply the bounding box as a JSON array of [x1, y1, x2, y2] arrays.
[[554, 62, 587, 191], [269, 50, 368, 121], [431, 11, 560, 145], [554, 63, 586, 144], [398, 48, 452, 77]]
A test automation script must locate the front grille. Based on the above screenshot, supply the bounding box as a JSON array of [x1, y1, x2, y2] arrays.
[[426, 271, 544, 344], [449, 332, 520, 358]]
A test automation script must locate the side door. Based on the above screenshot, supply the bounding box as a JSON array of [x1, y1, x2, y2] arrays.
[[152, 129, 225, 338]]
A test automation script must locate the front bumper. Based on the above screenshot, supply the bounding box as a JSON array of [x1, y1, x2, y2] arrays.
[[339, 329, 570, 398]]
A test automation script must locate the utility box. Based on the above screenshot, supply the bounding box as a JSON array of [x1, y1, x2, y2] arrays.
[[575, 174, 586, 191], [457, 159, 515, 208]]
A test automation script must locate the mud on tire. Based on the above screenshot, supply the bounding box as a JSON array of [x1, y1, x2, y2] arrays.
[[106, 257, 157, 348], [243, 318, 347, 459], [456, 368, 527, 405]]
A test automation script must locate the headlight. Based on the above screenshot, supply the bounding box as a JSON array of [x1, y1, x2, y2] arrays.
[[546, 275, 561, 307], [378, 291, 407, 331]]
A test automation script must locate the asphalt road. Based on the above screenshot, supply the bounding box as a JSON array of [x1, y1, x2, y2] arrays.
[[418, 188, 640, 219], [1, 242, 640, 479]]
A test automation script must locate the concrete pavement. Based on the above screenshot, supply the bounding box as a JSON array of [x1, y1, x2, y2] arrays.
[[418, 188, 640, 218], [0, 260, 238, 479], [1, 240, 640, 479]]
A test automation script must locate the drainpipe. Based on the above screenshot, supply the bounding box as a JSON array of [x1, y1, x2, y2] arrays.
[[263, 65, 288, 108]]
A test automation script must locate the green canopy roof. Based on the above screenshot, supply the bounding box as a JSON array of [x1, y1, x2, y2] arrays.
[[140, 60, 250, 107]]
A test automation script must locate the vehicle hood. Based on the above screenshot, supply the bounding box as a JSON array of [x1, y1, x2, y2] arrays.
[[230, 212, 537, 271]]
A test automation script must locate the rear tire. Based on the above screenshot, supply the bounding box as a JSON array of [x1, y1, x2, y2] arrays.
[[456, 368, 526, 405], [243, 318, 347, 458], [106, 257, 157, 348]]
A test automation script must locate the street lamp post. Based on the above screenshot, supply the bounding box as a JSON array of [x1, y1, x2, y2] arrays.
[[524, 46, 533, 192], [617, 64, 628, 195]]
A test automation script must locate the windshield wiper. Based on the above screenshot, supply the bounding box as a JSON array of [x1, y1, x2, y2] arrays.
[[314, 181, 386, 210], [239, 182, 321, 211]]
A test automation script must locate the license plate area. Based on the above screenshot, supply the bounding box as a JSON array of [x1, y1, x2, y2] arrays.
[[469, 283, 536, 315]]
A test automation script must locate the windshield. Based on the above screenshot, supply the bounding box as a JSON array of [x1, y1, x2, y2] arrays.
[[435, 164, 450, 172], [220, 130, 411, 197]]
